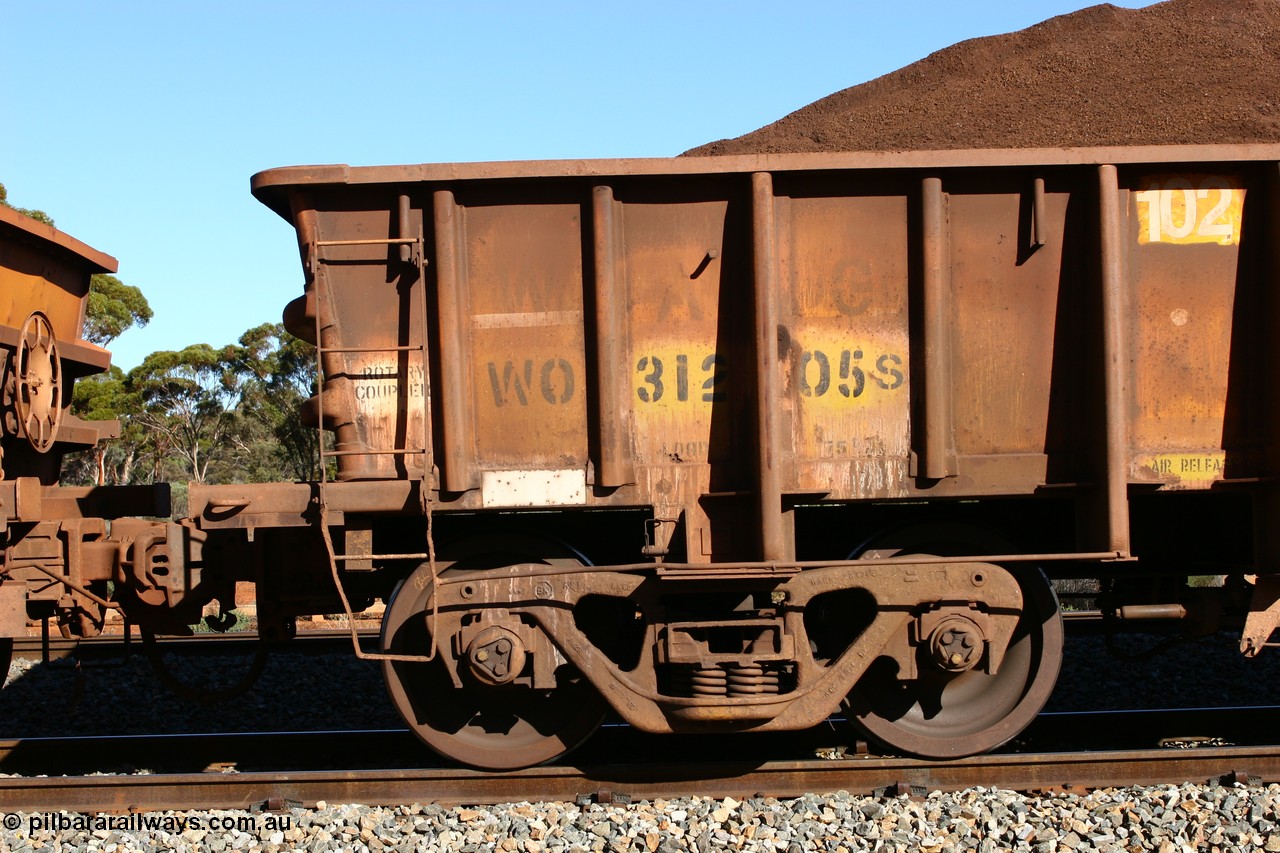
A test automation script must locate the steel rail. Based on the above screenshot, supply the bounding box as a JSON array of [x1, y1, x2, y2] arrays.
[[0, 708, 1278, 812], [0, 746, 1277, 813]]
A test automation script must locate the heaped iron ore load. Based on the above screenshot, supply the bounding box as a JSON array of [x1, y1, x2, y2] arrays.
[[146, 142, 1277, 769], [686, 0, 1280, 155], [0, 208, 175, 651]]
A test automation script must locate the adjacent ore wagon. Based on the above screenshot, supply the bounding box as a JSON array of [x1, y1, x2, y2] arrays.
[[0, 207, 171, 656], [179, 143, 1280, 769]]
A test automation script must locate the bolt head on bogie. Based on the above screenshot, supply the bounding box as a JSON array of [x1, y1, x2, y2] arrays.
[[927, 615, 984, 673], [465, 625, 527, 685]]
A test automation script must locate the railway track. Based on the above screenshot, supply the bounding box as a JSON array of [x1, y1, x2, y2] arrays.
[[0, 744, 1275, 813], [1, 708, 1277, 812]]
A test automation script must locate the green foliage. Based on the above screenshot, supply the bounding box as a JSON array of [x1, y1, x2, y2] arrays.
[[127, 343, 247, 484], [224, 323, 320, 482], [1187, 575, 1223, 588], [63, 322, 320, 490], [85, 274, 153, 345], [168, 481, 189, 519], [71, 365, 135, 421], [0, 181, 54, 226], [61, 366, 147, 487]]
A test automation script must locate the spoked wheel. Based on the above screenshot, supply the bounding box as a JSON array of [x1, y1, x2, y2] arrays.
[[844, 525, 1064, 758], [15, 312, 62, 452], [381, 534, 607, 770]]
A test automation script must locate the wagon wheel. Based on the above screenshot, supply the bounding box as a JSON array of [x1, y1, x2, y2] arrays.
[[843, 524, 1063, 758], [381, 534, 607, 770], [14, 312, 62, 452]]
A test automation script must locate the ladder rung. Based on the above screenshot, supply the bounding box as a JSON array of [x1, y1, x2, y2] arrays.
[[334, 553, 430, 562], [316, 237, 419, 247], [309, 209, 432, 516], [321, 448, 428, 458]]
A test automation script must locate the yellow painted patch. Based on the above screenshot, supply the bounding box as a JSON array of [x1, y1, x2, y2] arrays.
[[789, 334, 907, 412], [790, 332, 911, 462], [630, 342, 724, 411], [1133, 176, 1244, 246], [1133, 451, 1225, 486], [629, 340, 724, 465]]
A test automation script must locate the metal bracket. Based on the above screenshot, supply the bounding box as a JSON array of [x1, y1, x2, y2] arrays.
[[1240, 575, 1280, 656], [1213, 769, 1261, 787], [873, 781, 928, 799], [251, 796, 303, 813], [576, 789, 631, 806]]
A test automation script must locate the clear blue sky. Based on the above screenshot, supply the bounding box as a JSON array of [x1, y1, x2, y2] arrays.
[[6, 1, 1156, 370]]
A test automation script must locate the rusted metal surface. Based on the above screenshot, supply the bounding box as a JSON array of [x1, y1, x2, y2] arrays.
[[750, 172, 786, 561], [0, 206, 116, 475], [3, 706, 1279, 807], [1242, 576, 1280, 656], [919, 175, 956, 480], [0, 208, 181, 649], [379, 555, 1034, 767], [250, 144, 1280, 519], [432, 189, 475, 492], [590, 185, 636, 488], [203, 143, 1280, 767], [3, 741, 1280, 812], [249, 144, 1280, 201], [14, 312, 63, 451], [0, 205, 115, 350], [1097, 164, 1132, 556]]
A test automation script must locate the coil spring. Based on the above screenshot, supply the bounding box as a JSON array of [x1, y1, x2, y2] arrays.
[[666, 663, 796, 697], [670, 666, 728, 696], [726, 664, 781, 695]]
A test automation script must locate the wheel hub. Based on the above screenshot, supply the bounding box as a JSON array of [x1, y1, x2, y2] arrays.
[[927, 614, 984, 673], [466, 625, 527, 685], [12, 311, 63, 453]]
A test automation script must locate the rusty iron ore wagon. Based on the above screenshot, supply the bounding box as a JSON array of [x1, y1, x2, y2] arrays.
[[8, 143, 1280, 771], [0, 207, 169, 655]]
